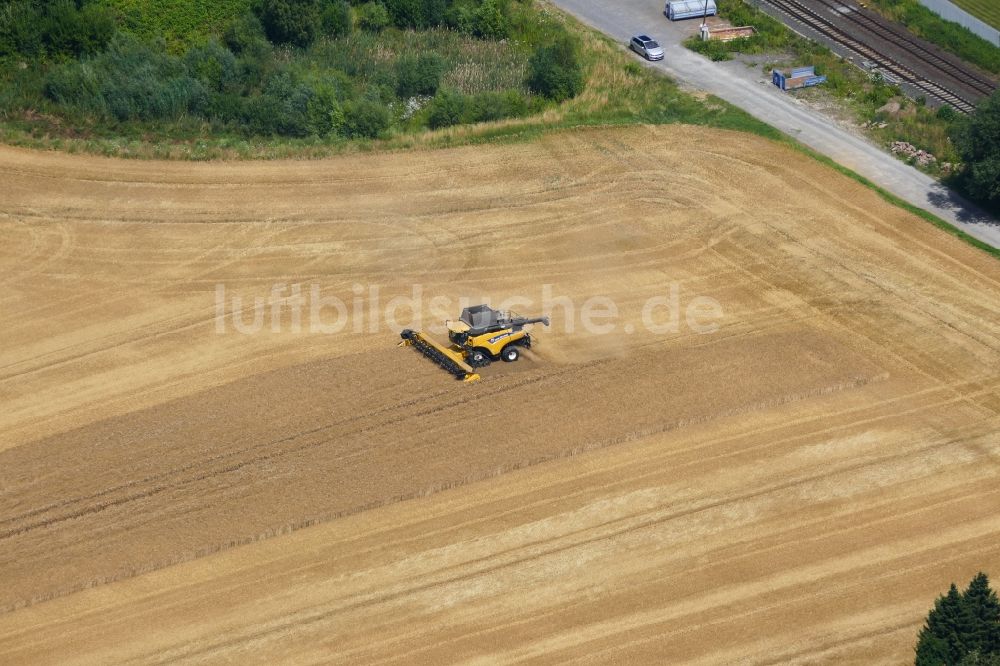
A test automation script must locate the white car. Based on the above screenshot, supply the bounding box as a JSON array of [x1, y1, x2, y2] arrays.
[[629, 35, 664, 61]]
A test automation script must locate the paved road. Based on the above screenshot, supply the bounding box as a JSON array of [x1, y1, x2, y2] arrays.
[[551, 0, 1000, 249]]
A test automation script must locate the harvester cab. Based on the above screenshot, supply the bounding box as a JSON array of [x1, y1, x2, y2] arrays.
[[399, 304, 550, 382]]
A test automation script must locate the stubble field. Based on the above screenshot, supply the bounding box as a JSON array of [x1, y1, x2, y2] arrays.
[[0, 125, 999, 664]]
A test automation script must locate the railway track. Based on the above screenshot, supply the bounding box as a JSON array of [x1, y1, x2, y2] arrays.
[[761, 0, 982, 113], [812, 0, 997, 98]]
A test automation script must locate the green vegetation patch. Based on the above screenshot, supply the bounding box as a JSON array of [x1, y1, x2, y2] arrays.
[[1, 0, 582, 144], [94, 0, 254, 52], [1, 0, 772, 155]]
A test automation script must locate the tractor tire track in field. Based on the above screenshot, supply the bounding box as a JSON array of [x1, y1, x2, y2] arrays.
[[0, 327, 881, 612]]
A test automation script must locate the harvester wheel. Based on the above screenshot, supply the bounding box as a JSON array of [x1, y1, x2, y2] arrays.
[[501, 345, 520, 362], [468, 349, 491, 367]]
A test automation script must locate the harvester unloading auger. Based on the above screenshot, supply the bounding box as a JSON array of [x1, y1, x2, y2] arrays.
[[399, 304, 550, 382]]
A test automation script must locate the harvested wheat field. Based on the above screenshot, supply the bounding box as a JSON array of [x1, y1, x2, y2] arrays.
[[0, 125, 999, 664]]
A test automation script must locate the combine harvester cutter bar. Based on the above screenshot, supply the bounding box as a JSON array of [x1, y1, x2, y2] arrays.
[[399, 329, 480, 382]]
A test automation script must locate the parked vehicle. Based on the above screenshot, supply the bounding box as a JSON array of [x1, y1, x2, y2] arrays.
[[629, 35, 665, 61]]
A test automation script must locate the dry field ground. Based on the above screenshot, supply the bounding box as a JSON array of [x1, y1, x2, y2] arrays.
[[0, 125, 999, 664]]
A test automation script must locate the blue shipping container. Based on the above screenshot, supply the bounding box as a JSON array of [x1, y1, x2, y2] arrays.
[[772, 66, 827, 91]]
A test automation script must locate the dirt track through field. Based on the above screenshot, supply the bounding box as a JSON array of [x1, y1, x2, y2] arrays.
[[1, 125, 999, 663]]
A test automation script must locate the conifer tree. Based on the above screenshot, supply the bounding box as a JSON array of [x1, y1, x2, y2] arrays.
[[916, 574, 1000, 665], [917, 584, 973, 665], [964, 573, 1000, 655]]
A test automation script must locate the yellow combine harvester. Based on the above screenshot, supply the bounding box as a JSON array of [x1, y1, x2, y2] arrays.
[[399, 304, 550, 382]]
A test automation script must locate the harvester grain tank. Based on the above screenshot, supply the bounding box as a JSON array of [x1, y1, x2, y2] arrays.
[[664, 0, 718, 21], [399, 304, 550, 382]]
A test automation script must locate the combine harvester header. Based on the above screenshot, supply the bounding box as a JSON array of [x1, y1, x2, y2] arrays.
[[399, 328, 480, 382]]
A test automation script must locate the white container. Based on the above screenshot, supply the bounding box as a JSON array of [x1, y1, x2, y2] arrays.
[[665, 0, 718, 21]]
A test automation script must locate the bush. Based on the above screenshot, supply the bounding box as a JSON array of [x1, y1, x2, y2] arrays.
[[204, 91, 244, 123], [527, 33, 584, 101], [937, 104, 958, 122], [224, 13, 271, 57], [686, 37, 733, 62], [306, 82, 345, 135], [243, 91, 315, 136], [44, 61, 102, 109], [863, 75, 900, 108], [395, 52, 446, 97], [242, 93, 285, 134], [465, 89, 527, 122], [444, 4, 474, 33], [356, 2, 390, 31], [257, 0, 322, 47], [184, 40, 239, 93], [473, 0, 508, 40], [322, 0, 353, 37], [45, 36, 207, 121], [257, 70, 314, 135], [342, 98, 390, 137], [426, 87, 466, 128]]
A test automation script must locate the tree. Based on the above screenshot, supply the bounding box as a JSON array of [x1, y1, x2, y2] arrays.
[[257, 0, 322, 48], [951, 91, 1000, 206], [526, 33, 584, 102], [916, 574, 1000, 666], [917, 584, 973, 666], [964, 574, 1000, 655]]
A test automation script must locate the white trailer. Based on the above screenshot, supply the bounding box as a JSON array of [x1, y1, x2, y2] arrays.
[[664, 0, 718, 21]]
